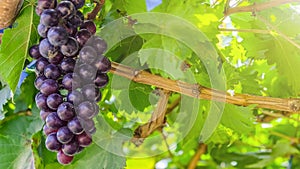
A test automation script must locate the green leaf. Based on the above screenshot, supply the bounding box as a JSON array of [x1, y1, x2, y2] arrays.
[[221, 104, 255, 135], [0, 2, 39, 92], [0, 85, 11, 119]]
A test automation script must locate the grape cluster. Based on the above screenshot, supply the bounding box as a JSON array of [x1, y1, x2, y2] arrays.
[[29, 0, 111, 165]]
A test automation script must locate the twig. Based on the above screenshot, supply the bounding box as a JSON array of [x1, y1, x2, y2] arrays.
[[218, 28, 271, 34], [256, 111, 299, 123], [166, 96, 181, 115], [187, 143, 207, 169], [110, 62, 300, 113], [270, 131, 299, 144], [0, 110, 32, 125], [131, 89, 171, 146], [87, 0, 105, 20], [224, 0, 300, 16]]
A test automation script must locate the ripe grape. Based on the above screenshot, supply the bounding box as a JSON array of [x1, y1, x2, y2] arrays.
[[29, 45, 42, 59], [77, 64, 96, 80], [47, 26, 68, 46], [94, 55, 111, 73], [57, 102, 75, 121], [94, 73, 109, 88], [36, 0, 57, 15], [40, 9, 59, 26], [69, 0, 85, 9], [44, 64, 61, 79], [62, 139, 79, 156], [67, 90, 84, 104], [49, 52, 64, 64], [47, 93, 63, 110], [79, 46, 97, 64], [38, 24, 50, 38], [57, 150, 74, 165], [68, 117, 84, 134], [57, 126, 74, 144], [40, 109, 53, 121], [34, 75, 47, 90], [40, 79, 59, 95], [35, 92, 48, 110], [87, 36, 107, 54], [61, 37, 79, 57], [56, 1, 76, 19], [43, 125, 58, 136], [76, 132, 92, 147], [80, 118, 95, 133], [60, 58, 75, 73], [80, 20, 96, 35], [77, 101, 95, 119], [46, 133, 61, 152], [81, 84, 99, 101], [75, 29, 91, 46], [36, 57, 50, 74], [39, 38, 58, 58], [46, 112, 65, 129]]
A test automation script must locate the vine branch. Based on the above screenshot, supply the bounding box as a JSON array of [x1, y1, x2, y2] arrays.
[[224, 0, 300, 16], [187, 143, 207, 169], [0, 110, 32, 125], [87, 0, 105, 20], [110, 62, 300, 113]]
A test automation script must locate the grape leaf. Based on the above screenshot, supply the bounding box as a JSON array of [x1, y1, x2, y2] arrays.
[[0, 85, 11, 119], [0, 2, 39, 92]]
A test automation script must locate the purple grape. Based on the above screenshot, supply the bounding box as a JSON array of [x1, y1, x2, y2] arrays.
[[34, 75, 47, 90], [61, 37, 79, 57], [56, 1, 76, 19], [76, 146, 85, 154], [60, 58, 75, 73], [36, 57, 50, 74], [57, 102, 75, 121], [36, 0, 57, 15], [94, 73, 109, 88], [67, 90, 84, 104], [63, 23, 77, 37], [39, 38, 58, 58], [62, 139, 79, 156], [95, 91, 102, 102], [47, 26, 68, 46], [81, 84, 99, 101], [62, 73, 73, 90], [68, 14, 83, 27], [29, 45, 42, 59], [43, 125, 58, 136], [94, 56, 111, 73], [49, 52, 64, 64], [40, 109, 53, 121], [76, 11, 84, 20], [47, 93, 63, 110], [40, 9, 59, 26], [38, 24, 50, 38], [46, 112, 65, 129], [76, 132, 92, 147], [77, 101, 95, 119], [77, 64, 96, 80], [57, 150, 74, 165], [75, 29, 91, 46], [80, 20, 96, 35], [86, 36, 107, 54], [44, 64, 61, 79], [80, 118, 95, 133], [68, 117, 84, 134], [45, 133, 61, 152], [35, 92, 48, 110], [79, 46, 97, 64], [40, 79, 59, 95], [69, 0, 85, 9], [57, 126, 74, 144]]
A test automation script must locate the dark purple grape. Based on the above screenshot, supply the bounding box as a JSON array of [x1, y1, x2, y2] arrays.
[[43, 125, 57, 136], [45, 133, 61, 152], [68, 117, 84, 134], [62, 139, 79, 156], [39, 38, 58, 58], [94, 73, 109, 88], [81, 84, 99, 101], [86, 36, 107, 54], [36, 0, 57, 15], [95, 91, 102, 102], [56, 1, 76, 19], [60, 58, 75, 73], [40, 109, 53, 121], [94, 56, 111, 73], [61, 37, 79, 57], [57, 102, 75, 121], [76, 146, 84, 154], [40, 79, 59, 95], [79, 46, 97, 64], [89, 127, 96, 134], [68, 14, 83, 27], [37, 24, 49, 38], [69, 0, 85, 9], [46, 112, 65, 129], [57, 126, 74, 144], [47, 26, 68, 46], [49, 52, 64, 64], [47, 93, 63, 110], [35, 92, 48, 110], [77, 64, 96, 80], [76, 132, 92, 147], [76, 11, 84, 20], [77, 101, 95, 119], [29, 45, 42, 59], [80, 118, 95, 133], [63, 23, 77, 37], [75, 29, 91, 46], [44, 64, 61, 79], [40, 9, 59, 26], [62, 73, 73, 90], [67, 90, 84, 105], [57, 150, 74, 165], [34, 75, 47, 90], [80, 20, 96, 35], [36, 57, 49, 74]]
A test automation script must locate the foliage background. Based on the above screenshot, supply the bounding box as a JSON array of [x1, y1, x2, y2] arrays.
[[0, 0, 300, 168]]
